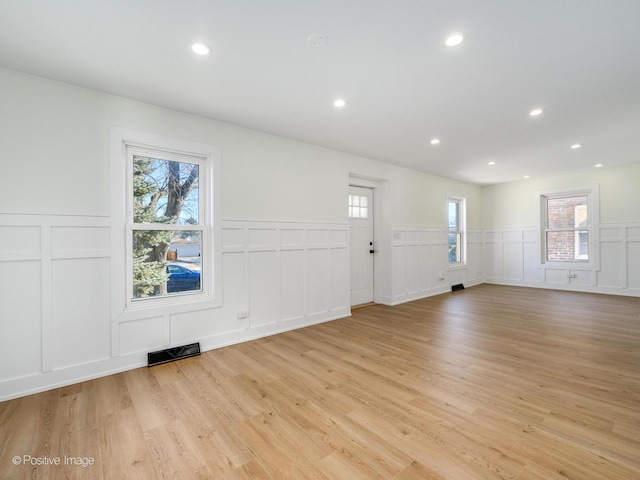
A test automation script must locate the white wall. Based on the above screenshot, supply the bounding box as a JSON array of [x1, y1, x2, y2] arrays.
[[3, 66, 636, 401], [0, 68, 482, 400], [482, 163, 640, 296]]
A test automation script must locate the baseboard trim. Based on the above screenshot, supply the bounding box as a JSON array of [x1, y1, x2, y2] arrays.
[[482, 279, 640, 298], [0, 307, 351, 402]]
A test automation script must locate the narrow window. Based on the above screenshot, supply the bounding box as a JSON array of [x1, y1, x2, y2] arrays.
[[448, 197, 465, 264]]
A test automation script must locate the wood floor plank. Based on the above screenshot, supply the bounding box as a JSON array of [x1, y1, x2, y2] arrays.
[[144, 419, 215, 480], [0, 397, 19, 464], [179, 357, 262, 424], [0, 390, 59, 479], [222, 460, 273, 480], [395, 460, 450, 480], [314, 411, 413, 477], [159, 378, 252, 474], [1, 284, 639, 479], [49, 390, 102, 480], [91, 372, 133, 418], [124, 366, 178, 433], [97, 407, 156, 479], [234, 413, 330, 480]]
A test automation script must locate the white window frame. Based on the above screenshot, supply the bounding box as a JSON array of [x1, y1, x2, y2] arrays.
[[537, 184, 600, 271], [127, 146, 207, 304], [447, 195, 466, 267], [110, 128, 222, 323]]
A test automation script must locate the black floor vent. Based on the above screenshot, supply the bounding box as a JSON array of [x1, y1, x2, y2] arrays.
[[148, 342, 201, 367], [451, 283, 465, 292]]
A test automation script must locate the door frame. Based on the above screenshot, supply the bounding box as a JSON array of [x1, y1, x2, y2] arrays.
[[348, 175, 391, 306]]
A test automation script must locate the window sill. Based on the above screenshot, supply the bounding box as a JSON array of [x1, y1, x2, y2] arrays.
[[447, 263, 467, 271], [538, 262, 598, 272], [116, 294, 223, 323]]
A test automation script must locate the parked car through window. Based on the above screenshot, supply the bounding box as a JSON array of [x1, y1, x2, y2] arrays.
[[166, 264, 201, 293]]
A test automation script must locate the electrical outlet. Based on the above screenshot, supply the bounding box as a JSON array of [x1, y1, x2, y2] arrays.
[[237, 310, 249, 319]]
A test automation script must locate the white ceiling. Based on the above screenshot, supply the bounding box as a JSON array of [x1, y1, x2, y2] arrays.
[[1, 0, 639, 185]]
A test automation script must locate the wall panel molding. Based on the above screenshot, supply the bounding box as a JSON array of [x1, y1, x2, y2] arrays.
[[6, 212, 636, 401], [483, 223, 640, 297], [0, 215, 351, 401], [389, 225, 483, 305]]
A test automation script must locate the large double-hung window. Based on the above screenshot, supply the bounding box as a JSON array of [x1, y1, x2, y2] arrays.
[[538, 185, 599, 269], [128, 148, 205, 300], [110, 128, 221, 318]]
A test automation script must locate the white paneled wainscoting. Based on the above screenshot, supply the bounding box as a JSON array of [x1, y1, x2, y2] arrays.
[[388, 226, 484, 305], [483, 223, 640, 297], [0, 216, 350, 400], [2, 215, 637, 400], [0, 214, 111, 400], [113, 220, 352, 359]]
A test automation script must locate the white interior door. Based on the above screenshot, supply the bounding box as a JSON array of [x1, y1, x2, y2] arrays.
[[349, 186, 374, 306]]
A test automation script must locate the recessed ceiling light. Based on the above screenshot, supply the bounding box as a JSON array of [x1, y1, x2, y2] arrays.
[[570, 143, 582, 149], [307, 33, 328, 48], [529, 108, 543, 117], [430, 138, 440, 145], [191, 43, 211, 56], [594, 163, 603, 168], [523, 175, 531, 179], [488, 161, 496, 166], [333, 98, 347, 108], [444, 32, 465, 47]]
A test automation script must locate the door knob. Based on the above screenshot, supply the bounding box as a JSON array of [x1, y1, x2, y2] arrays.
[[369, 249, 375, 254]]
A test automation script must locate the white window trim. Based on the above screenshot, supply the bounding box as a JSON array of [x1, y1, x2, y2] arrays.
[[110, 128, 222, 323], [447, 194, 467, 269], [536, 184, 600, 271]]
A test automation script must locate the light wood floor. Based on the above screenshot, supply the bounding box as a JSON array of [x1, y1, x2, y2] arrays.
[[1, 284, 640, 479]]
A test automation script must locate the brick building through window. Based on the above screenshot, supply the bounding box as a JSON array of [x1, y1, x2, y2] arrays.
[[545, 195, 588, 262]]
